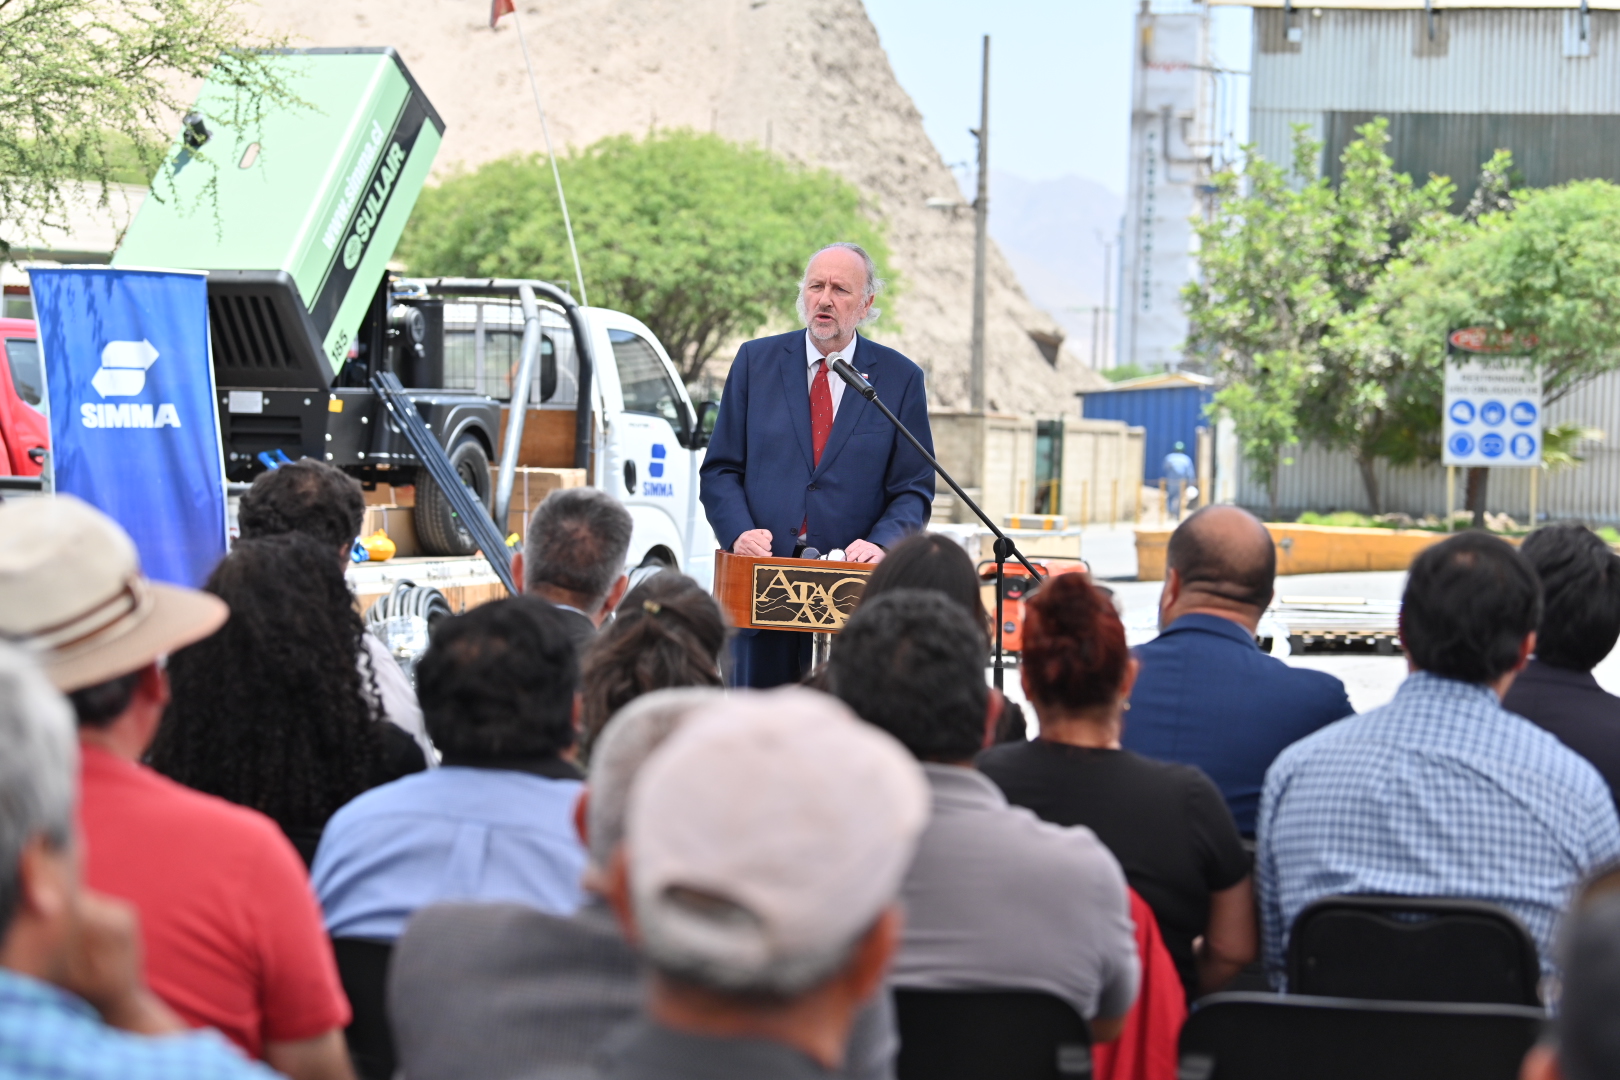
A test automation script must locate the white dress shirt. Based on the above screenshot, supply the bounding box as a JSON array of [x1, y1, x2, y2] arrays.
[[805, 330, 858, 417]]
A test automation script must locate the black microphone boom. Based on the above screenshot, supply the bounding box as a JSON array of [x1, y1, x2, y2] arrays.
[[829, 357, 1038, 579], [828, 355, 1042, 691]]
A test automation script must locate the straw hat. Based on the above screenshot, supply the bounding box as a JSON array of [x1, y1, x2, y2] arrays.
[[0, 495, 227, 692]]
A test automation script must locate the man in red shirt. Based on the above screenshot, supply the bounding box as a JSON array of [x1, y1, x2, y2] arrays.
[[0, 495, 354, 1080]]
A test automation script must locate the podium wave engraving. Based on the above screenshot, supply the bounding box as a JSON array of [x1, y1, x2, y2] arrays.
[[751, 565, 869, 630]]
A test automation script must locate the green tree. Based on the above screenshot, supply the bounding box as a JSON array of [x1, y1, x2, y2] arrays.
[[1362, 175, 1620, 521], [1184, 130, 1336, 518], [1, 0, 297, 256], [1188, 120, 1457, 515], [399, 130, 893, 385]]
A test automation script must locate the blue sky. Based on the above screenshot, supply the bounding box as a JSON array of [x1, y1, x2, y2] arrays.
[[863, 0, 1254, 196]]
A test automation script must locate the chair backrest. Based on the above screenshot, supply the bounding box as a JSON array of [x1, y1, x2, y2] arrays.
[[1287, 895, 1542, 1005], [332, 937, 396, 1080], [1178, 992, 1545, 1080], [894, 989, 1093, 1080]]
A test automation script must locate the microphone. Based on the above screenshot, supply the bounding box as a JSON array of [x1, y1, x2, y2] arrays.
[[829, 357, 877, 401]]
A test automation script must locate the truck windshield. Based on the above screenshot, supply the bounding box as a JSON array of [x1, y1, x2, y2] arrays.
[[4, 338, 42, 407], [611, 329, 690, 443]]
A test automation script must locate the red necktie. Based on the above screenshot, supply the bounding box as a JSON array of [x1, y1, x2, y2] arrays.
[[801, 359, 836, 541], [810, 359, 833, 467]]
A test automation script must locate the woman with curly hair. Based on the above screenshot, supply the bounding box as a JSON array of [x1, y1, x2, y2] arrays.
[[149, 532, 424, 863], [577, 571, 728, 759]]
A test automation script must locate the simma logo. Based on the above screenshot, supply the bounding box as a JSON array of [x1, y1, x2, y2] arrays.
[[80, 339, 182, 429]]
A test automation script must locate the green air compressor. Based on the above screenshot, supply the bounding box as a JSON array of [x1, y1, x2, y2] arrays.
[[117, 47, 441, 374], [113, 48, 512, 555]]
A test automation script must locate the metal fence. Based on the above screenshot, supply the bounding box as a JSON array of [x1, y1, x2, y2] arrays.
[[1234, 370, 1620, 523]]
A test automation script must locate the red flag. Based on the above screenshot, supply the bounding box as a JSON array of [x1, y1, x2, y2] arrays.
[[490, 0, 514, 28]]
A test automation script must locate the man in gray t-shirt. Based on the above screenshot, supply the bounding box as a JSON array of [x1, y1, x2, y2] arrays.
[[830, 591, 1140, 1039]]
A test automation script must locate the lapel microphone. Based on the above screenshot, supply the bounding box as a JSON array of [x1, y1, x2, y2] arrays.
[[829, 357, 878, 401]]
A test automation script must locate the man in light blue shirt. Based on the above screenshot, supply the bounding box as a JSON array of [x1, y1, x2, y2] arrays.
[[1162, 441, 1196, 517], [313, 598, 588, 940], [1258, 532, 1620, 982]]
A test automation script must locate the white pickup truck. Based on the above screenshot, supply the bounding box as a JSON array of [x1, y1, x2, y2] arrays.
[[317, 276, 721, 590]]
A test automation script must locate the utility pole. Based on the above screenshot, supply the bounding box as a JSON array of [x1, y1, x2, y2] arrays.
[[1097, 230, 1114, 370], [969, 34, 989, 412]]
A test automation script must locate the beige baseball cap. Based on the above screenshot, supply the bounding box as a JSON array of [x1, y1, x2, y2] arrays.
[[626, 687, 930, 994], [0, 495, 228, 692]]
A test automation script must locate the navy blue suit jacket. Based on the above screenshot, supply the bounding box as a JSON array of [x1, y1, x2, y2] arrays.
[[699, 330, 934, 556], [1502, 658, 1620, 813], [1122, 614, 1353, 835]]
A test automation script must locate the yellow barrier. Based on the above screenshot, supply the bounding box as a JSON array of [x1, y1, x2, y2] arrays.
[[1135, 523, 1459, 581]]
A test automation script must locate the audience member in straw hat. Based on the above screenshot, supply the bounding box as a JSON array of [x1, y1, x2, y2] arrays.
[[598, 688, 929, 1079], [0, 497, 355, 1080]]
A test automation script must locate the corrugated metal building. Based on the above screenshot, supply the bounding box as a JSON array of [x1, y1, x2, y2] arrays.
[[1081, 372, 1214, 481], [1212, 0, 1620, 520], [1219, 0, 1620, 203]]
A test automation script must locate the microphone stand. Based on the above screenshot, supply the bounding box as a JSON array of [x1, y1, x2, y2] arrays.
[[830, 357, 1042, 691]]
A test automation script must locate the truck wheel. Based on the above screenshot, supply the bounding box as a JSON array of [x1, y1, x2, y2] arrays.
[[415, 438, 492, 557]]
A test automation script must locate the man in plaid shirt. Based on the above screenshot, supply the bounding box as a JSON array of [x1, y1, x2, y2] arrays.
[[1259, 532, 1620, 983]]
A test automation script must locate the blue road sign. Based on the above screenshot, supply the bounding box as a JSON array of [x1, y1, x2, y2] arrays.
[[1480, 401, 1506, 426], [1449, 400, 1476, 425]]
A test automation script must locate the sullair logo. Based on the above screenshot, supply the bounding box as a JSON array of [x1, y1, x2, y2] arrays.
[[342, 140, 406, 270], [322, 120, 386, 253], [309, 94, 430, 346]]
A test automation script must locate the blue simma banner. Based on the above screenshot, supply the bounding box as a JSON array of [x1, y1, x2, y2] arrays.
[[33, 267, 227, 588]]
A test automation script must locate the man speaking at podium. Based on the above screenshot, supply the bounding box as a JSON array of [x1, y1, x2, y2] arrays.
[[700, 242, 935, 688]]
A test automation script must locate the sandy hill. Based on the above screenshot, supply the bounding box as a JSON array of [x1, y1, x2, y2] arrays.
[[253, 0, 1107, 411]]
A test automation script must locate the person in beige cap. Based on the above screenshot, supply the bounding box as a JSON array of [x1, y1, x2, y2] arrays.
[[388, 687, 903, 1080], [599, 688, 930, 1080], [0, 496, 357, 1080]]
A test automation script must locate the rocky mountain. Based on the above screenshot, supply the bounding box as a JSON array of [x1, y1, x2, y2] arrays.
[[252, 0, 1108, 411]]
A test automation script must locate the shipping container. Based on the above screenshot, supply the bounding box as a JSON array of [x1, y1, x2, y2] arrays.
[[1080, 372, 1213, 481]]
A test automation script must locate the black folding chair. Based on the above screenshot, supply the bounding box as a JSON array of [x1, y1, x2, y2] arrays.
[[1287, 895, 1542, 1005], [332, 937, 396, 1080], [894, 989, 1093, 1080], [1178, 992, 1545, 1080]]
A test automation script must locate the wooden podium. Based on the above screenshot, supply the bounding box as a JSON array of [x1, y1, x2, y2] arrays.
[[712, 549, 875, 634]]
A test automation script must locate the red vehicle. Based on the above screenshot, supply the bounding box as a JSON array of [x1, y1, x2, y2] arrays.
[[0, 317, 47, 477], [978, 556, 1089, 653]]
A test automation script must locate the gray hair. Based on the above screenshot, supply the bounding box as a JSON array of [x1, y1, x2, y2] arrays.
[[0, 644, 78, 935], [524, 488, 634, 612], [585, 687, 723, 871], [796, 242, 884, 327]]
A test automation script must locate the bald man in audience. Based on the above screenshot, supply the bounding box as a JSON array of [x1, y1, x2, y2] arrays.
[[1121, 507, 1352, 836]]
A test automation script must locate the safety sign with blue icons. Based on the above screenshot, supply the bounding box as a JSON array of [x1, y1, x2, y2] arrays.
[[1442, 358, 1542, 468]]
